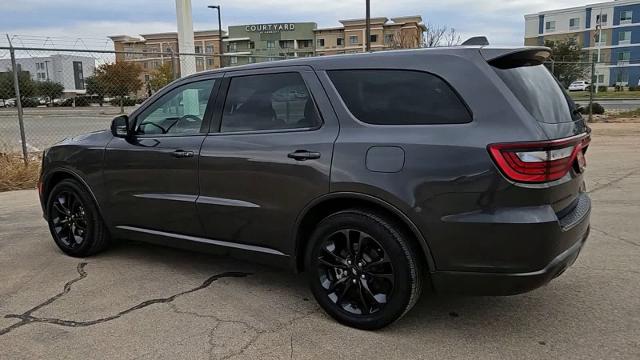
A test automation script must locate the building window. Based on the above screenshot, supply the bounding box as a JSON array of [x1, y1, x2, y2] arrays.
[[144, 74, 150, 82], [228, 42, 237, 52], [597, 74, 605, 84], [72, 61, 85, 90], [618, 50, 631, 62], [298, 40, 312, 48], [317, 38, 325, 47], [545, 21, 556, 32], [267, 41, 275, 49], [619, 31, 632, 45], [196, 58, 204, 69], [248, 41, 255, 49], [594, 32, 607, 45], [350, 35, 358, 45], [205, 45, 214, 54], [230, 56, 238, 65], [195, 45, 202, 54], [370, 34, 378, 43], [248, 57, 255, 63], [569, 18, 580, 30], [384, 34, 395, 44], [616, 70, 629, 84], [620, 10, 633, 24], [207, 58, 214, 67], [337, 37, 344, 46], [596, 13, 608, 25], [267, 57, 276, 62]]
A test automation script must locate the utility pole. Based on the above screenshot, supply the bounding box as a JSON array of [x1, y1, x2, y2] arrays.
[[365, 0, 371, 52], [208, 5, 224, 68], [6, 35, 28, 164]]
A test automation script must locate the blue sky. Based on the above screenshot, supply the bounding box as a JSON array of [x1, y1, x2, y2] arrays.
[[0, 0, 590, 48]]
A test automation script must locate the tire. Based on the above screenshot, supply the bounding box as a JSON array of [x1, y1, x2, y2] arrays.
[[305, 209, 423, 330], [46, 179, 111, 257]]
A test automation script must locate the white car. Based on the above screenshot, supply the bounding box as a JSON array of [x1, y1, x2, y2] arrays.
[[568, 81, 591, 91], [1, 98, 16, 107]]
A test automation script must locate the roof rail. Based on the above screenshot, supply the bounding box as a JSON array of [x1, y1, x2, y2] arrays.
[[461, 36, 490, 46]]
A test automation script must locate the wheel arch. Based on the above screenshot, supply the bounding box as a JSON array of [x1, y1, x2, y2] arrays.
[[42, 168, 104, 221], [292, 192, 436, 274]]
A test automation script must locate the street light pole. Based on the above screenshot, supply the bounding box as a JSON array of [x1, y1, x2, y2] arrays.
[[365, 0, 371, 52], [208, 5, 224, 68]]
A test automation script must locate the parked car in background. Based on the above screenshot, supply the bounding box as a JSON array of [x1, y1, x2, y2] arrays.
[[38, 45, 591, 330], [1, 98, 16, 107], [569, 80, 591, 91]]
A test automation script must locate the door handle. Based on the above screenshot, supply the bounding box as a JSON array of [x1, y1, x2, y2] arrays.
[[172, 150, 195, 158], [288, 150, 321, 161]]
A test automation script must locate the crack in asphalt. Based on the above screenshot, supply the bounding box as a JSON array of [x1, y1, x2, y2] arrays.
[[591, 226, 640, 248], [588, 168, 640, 194], [0, 262, 251, 337]]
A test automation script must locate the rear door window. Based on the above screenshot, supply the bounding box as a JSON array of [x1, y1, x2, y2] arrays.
[[492, 64, 578, 123], [327, 70, 472, 125], [220, 72, 321, 132]]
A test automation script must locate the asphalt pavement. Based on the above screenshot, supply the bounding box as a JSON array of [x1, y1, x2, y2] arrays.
[[0, 123, 638, 359]]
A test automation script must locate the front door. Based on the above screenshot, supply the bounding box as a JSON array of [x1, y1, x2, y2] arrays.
[[104, 76, 220, 236], [197, 67, 339, 255]]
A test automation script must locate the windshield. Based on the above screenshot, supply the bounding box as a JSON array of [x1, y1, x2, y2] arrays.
[[493, 64, 580, 124]]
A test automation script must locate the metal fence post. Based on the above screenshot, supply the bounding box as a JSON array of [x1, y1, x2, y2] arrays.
[[589, 60, 595, 123], [7, 35, 28, 164]]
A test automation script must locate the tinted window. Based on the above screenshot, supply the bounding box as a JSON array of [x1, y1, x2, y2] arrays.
[[136, 80, 215, 135], [493, 65, 576, 124], [221, 73, 321, 132], [327, 70, 472, 125]]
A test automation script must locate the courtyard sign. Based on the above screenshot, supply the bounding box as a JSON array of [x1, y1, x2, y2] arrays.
[[245, 23, 296, 33]]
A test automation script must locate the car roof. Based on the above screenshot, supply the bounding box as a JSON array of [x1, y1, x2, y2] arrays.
[[182, 46, 550, 80]]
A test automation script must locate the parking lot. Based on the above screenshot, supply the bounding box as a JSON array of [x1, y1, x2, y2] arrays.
[[0, 122, 638, 359]]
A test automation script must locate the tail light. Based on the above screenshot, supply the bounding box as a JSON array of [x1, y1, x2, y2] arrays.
[[488, 134, 590, 183]]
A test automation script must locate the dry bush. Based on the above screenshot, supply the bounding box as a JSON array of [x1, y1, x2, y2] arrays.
[[0, 153, 41, 192]]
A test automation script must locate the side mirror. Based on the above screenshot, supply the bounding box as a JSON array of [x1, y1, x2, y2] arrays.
[[111, 115, 131, 138]]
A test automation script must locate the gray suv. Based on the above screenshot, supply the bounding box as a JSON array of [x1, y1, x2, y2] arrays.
[[39, 45, 591, 330]]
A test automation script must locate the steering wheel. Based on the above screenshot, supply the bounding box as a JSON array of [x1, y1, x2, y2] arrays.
[[138, 121, 168, 134], [164, 114, 201, 133]]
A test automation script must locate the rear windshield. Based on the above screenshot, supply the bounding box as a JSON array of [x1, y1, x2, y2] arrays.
[[493, 64, 579, 124]]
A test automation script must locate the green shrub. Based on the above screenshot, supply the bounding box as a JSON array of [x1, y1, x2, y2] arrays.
[[109, 98, 137, 107], [579, 102, 605, 115], [629, 86, 640, 91], [597, 86, 608, 92], [20, 98, 39, 107]]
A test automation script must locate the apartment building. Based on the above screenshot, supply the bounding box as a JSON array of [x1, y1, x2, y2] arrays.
[[109, 30, 226, 82], [0, 55, 95, 95], [224, 22, 317, 66], [315, 16, 426, 55], [525, 0, 640, 86]]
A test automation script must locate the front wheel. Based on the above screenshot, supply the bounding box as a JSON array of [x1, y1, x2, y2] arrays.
[[306, 209, 423, 330], [46, 179, 111, 257]]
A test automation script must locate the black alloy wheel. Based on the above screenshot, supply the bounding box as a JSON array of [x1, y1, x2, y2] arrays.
[[317, 229, 394, 315], [46, 179, 111, 257], [50, 190, 89, 250], [307, 210, 423, 330]]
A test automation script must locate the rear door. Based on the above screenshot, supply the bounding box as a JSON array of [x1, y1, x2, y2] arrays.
[[104, 75, 221, 237], [197, 66, 339, 255]]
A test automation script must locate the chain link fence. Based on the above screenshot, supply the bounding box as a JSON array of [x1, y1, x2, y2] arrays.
[[0, 45, 286, 161]]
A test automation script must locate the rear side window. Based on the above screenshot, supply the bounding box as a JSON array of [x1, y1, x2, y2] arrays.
[[327, 70, 472, 125], [220, 72, 321, 133], [492, 64, 576, 124]]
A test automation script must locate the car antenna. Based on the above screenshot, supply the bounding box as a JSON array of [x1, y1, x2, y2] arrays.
[[461, 36, 490, 46]]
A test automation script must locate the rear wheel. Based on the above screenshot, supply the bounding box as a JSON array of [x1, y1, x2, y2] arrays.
[[306, 209, 422, 330], [46, 179, 111, 257]]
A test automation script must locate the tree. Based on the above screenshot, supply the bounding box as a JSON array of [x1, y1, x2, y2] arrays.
[[148, 62, 173, 94], [388, 30, 423, 49], [423, 24, 462, 48], [36, 80, 64, 105], [85, 76, 106, 106], [546, 38, 589, 88], [0, 70, 36, 102], [94, 62, 143, 113]]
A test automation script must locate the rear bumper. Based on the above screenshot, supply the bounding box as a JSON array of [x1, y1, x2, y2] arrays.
[[430, 226, 588, 295], [430, 192, 591, 295]]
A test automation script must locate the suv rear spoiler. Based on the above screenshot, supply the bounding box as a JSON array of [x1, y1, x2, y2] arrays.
[[481, 47, 551, 69]]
